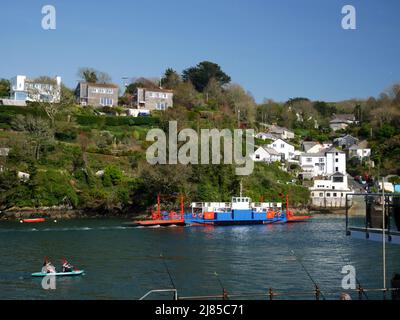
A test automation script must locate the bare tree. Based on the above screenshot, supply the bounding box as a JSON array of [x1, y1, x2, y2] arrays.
[[11, 115, 53, 160], [78, 68, 112, 84]]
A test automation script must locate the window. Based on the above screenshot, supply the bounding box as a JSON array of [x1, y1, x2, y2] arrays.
[[326, 193, 331, 197], [336, 167, 339, 172], [319, 193, 323, 197], [307, 158, 312, 163], [336, 159, 339, 163], [281, 144, 285, 148], [156, 103, 167, 110], [256, 155, 260, 159], [333, 176, 343, 183], [100, 97, 113, 106], [333, 193, 337, 197], [319, 158, 324, 163]]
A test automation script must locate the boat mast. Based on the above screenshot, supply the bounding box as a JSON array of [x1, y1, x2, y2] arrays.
[[240, 180, 243, 198]]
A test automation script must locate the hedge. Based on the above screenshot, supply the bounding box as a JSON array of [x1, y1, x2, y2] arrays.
[[75, 115, 159, 127]]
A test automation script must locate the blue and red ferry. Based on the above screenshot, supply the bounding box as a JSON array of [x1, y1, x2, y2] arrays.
[[131, 192, 311, 227]]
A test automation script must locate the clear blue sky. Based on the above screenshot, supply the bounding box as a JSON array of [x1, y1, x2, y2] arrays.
[[1, 0, 399, 102]]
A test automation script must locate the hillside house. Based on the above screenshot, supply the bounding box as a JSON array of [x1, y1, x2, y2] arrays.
[[267, 125, 295, 140], [255, 132, 280, 141], [135, 88, 173, 111], [75, 82, 119, 107], [267, 139, 295, 161], [334, 134, 359, 149], [251, 146, 281, 163], [300, 147, 347, 178], [329, 114, 357, 132], [310, 172, 353, 208], [10, 75, 62, 103]]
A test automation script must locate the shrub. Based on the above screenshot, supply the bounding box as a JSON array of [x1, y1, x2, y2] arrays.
[[55, 129, 78, 142], [102, 165, 123, 187]]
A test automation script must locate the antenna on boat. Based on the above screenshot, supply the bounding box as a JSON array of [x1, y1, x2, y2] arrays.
[[290, 250, 326, 300], [240, 180, 243, 198], [160, 254, 176, 291]]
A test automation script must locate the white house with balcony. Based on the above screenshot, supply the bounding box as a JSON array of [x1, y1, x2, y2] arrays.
[[310, 172, 353, 208], [10, 75, 62, 103], [300, 147, 347, 178], [267, 139, 295, 161]]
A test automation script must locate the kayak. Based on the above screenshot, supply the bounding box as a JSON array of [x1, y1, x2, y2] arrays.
[[21, 218, 46, 224], [31, 270, 85, 277]]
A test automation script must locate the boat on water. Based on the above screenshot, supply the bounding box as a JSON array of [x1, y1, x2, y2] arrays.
[[20, 218, 46, 224], [31, 270, 85, 277], [129, 192, 311, 228]]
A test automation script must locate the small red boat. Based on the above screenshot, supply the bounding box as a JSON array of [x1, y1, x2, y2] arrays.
[[21, 218, 46, 224], [286, 210, 311, 223]]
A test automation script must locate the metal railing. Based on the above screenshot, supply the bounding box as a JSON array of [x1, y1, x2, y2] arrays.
[[140, 286, 400, 301]]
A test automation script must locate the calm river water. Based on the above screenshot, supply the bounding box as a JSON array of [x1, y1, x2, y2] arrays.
[[0, 215, 399, 300]]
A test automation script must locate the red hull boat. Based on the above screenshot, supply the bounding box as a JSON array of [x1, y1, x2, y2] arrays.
[[21, 218, 46, 224]]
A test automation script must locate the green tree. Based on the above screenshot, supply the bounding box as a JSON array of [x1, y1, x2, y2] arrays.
[[0, 79, 10, 97], [102, 165, 123, 187], [161, 68, 181, 89], [225, 84, 256, 124], [182, 61, 231, 92]]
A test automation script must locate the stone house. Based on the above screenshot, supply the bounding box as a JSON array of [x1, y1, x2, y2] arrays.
[[75, 82, 119, 107], [135, 88, 173, 111]]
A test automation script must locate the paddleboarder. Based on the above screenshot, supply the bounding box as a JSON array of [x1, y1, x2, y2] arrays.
[[42, 258, 56, 274], [61, 259, 74, 273]]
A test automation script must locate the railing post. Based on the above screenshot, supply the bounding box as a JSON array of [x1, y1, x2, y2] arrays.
[[269, 288, 273, 301], [358, 284, 363, 300], [223, 289, 229, 300], [315, 285, 320, 301]]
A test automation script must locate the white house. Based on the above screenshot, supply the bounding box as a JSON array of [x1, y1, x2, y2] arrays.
[[329, 114, 357, 132], [301, 141, 333, 154], [251, 146, 281, 163], [267, 139, 295, 161], [310, 172, 353, 208], [10, 75, 62, 103], [300, 152, 327, 178], [325, 147, 347, 175], [17, 171, 30, 182], [255, 132, 279, 141], [267, 125, 295, 140], [300, 147, 347, 178], [348, 144, 371, 160]]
